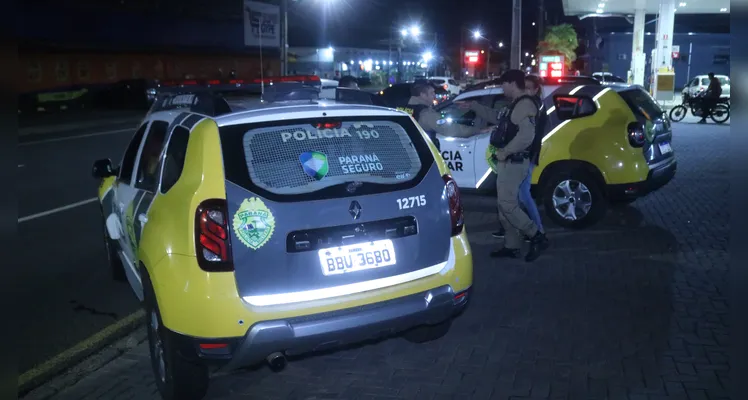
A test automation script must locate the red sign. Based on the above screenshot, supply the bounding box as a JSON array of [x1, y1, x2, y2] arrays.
[[672, 52, 680, 59], [464, 50, 480, 64]]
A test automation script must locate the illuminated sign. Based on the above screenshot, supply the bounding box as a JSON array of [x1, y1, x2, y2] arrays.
[[464, 50, 480, 64], [539, 54, 565, 78]]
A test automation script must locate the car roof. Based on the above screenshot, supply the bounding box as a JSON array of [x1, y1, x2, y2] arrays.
[[146, 101, 407, 128], [453, 86, 504, 100]]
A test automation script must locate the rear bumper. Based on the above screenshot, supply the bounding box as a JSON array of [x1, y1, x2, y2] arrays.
[[607, 157, 677, 200], [172, 285, 470, 370]]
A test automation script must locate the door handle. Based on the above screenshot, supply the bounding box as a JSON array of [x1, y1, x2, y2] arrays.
[[138, 214, 148, 224]]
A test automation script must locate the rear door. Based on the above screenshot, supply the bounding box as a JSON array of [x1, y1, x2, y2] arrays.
[[113, 122, 150, 266], [218, 115, 455, 305], [128, 120, 170, 260], [617, 88, 674, 162]]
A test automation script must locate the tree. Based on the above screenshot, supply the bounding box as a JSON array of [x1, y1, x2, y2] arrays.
[[537, 24, 579, 69]]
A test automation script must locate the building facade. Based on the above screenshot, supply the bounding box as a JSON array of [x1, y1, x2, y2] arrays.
[[18, 0, 280, 94], [585, 32, 729, 89], [289, 46, 437, 85]]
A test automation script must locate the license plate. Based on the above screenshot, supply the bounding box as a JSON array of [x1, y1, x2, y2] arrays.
[[319, 239, 397, 276], [658, 142, 672, 154]]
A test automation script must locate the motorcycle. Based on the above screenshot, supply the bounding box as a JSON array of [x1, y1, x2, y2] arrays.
[[669, 91, 730, 124]]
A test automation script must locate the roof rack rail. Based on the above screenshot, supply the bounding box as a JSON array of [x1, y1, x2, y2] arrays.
[[149, 80, 321, 117]]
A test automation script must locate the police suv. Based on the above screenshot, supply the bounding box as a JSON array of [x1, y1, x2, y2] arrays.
[[91, 78, 473, 400]]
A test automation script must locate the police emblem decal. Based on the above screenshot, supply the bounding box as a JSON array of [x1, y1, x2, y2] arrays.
[[232, 197, 276, 250]]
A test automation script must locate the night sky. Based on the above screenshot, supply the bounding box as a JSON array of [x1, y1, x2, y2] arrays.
[[286, 0, 729, 51], [287, 0, 570, 51]]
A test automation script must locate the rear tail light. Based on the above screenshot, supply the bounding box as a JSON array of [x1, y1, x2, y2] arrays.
[[443, 174, 464, 236], [627, 122, 646, 148], [443, 84, 449, 91], [195, 199, 234, 272]]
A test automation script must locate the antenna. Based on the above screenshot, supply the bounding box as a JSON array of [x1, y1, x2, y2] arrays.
[[259, 12, 265, 99]]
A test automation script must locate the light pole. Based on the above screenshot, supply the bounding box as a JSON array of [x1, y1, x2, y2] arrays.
[[473, 30, 503, 79], [396, 24, 422, 83], [510, 0, 521, 69], [283, 0, 337, 76]]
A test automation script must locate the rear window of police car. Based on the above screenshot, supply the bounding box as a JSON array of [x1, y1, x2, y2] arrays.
[[618, 88, 664, 120], [219, 115, 434, 200]]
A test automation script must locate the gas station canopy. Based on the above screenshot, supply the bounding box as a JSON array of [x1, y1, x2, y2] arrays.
[[562, 0, 730, 15]]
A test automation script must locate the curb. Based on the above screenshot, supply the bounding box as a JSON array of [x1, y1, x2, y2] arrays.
[[18, 310, 145, 398]]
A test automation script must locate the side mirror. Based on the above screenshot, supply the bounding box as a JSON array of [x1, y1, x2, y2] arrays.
[[92, 158, 116, 179]]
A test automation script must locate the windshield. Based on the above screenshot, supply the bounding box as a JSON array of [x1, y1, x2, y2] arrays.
[[618, 88, 664, 121], [219, 116, 432, 200]]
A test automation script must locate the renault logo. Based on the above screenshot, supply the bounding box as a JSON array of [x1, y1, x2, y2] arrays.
[[349, 201, 362, 220]]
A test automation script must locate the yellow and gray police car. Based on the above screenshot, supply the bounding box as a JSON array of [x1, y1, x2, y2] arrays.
[[436, 82, 677, 228], [92, 78, 473, 400]]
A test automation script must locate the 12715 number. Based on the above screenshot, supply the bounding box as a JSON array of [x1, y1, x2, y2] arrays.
[[397, 195, 426, 210]]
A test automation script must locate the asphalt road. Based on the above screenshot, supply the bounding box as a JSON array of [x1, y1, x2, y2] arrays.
[[16, 120, 143, 374]]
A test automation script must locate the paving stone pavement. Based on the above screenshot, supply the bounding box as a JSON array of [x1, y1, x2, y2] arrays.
[[37, 121, 730, 400]]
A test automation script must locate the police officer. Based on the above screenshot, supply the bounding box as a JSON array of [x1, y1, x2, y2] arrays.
[[471, 70, 548, 261], [403, 83, 475, 150]]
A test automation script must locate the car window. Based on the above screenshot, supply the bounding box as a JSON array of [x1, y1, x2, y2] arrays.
[[134, 121, 169, 192], [119, 123, 149, 184], [701, 78, 710, 85], [438, 102, 476, 127], [430, 79, 446, 85], [448, 79, 458, 85], [608, 76, 625, 83], [219, 116, 433, 201], [553, 95, 597, 120], [617, 88, 664, 121], [688, 78, 698, 87], [160, 126, 190, 193], [718, 77, 729, 85]]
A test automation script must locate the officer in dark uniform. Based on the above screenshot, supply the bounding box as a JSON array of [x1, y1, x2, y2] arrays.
[[467, 70, 548, 261]]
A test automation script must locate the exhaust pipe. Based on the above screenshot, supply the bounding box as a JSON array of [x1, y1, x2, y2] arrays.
[[266, 352, 287, 371]]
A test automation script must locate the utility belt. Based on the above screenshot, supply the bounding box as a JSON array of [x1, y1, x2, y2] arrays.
[[491, 151, 531, 165], [495, 151, 531, 164]]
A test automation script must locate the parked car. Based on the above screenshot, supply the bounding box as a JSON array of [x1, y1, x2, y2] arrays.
[[428, 76, 461, 96], [92, 81, 473, 400], [434, 81, 676, 229], [681, 74, 730, 100]]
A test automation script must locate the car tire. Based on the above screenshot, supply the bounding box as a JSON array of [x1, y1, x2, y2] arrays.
[[102, 212, 127, 282], [669, 105, 687, 122], [541, 169, 606, 229], [143, 271, 210, 400], [402, 319, 451, 344]]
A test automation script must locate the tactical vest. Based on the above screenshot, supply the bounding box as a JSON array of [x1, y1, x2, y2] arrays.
[[398, 103, 440, 150], [489, 94, 543, 163]]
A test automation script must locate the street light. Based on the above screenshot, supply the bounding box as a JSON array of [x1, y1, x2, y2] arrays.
[[473, 30, 481, 39], [525, 52, 529, 57], [498, 42, 504, 48], [422, 51, 433, 61]]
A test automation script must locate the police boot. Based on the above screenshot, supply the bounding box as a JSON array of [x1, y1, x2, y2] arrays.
[[492, 227, 506, 239], [490, 247, 520, 258], [525, 232, 549, 262]]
